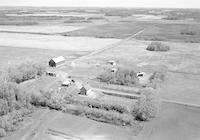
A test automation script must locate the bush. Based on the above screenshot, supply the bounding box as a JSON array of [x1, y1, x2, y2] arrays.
[[133, 88, 160, 121], [63, 105, 134, 126], [97, 68, 138, 86], [146, 42, 170, 52], [164, 16, 179, 20], [0, 82, 20, 112], [148, 71, 165, 89], [0, 99, 9, 116], [180, 30, 196, 35], [0, 109, 33, 135], [6, 61, 46, 83]]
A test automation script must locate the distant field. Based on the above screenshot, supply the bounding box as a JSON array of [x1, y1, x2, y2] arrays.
[[135, 22, 200, 43], [62, 22, 144, 38], [0, 25, 85, 34], [64, 21, 200, 42], [0, 33, 120, 51]]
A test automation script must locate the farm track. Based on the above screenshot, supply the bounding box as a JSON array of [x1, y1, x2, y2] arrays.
[[71, 29, 144, 66], [20, 109, 50, 140]]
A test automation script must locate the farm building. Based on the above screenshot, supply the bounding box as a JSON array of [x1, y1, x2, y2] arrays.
[[61, 79, 72, 87], [137, 72, 146, 77], [107, 60, 116, 66], [111, 68, 118, 73], [49, 56, 65, 67]]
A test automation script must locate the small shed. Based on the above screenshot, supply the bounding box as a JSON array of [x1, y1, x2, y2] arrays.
[[61, 79, 72, 87], [80, 87, 87, 95], [107, 60, 116, 66], [75, 82, 87, 95], [137, 72, 146, 77], [111, 68, 118, 73], [49, 56, 65, 67]]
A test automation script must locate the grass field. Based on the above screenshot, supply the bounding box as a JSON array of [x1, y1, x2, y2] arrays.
[[141, 102, 200, 140], [79, 40, 200, 74], [62, 22, 144, 38], [64, 21, 200, 42], [0, 46, 89, 69], [0, 25, 85, 34], [0, 33, 120, 51]]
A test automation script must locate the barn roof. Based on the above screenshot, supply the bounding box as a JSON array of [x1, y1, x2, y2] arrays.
[[51, 56, 65, 63]]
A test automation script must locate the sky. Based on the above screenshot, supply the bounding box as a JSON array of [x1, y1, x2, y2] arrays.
[[0, 0, 200, 8]]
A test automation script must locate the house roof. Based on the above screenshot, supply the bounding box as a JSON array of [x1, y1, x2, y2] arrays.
[[51, 56, 65, 63]]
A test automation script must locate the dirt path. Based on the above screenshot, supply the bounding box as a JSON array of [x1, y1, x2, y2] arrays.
[[20, 109, 51, 140], [71, 29, 144, 66]]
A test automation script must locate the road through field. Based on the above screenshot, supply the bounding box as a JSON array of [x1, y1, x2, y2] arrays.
[[71, 29, 144, 66]]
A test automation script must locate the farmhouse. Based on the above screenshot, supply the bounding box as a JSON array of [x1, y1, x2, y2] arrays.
[[49, 56, 65, 67]]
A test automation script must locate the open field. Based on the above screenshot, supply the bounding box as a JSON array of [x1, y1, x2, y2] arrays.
[[4, 110, 140, 140], [161, 72, 200, 106], [140, 102, 200, 140], [79, 40, 200, 73], [0, 46, 89, 69], [0, 25, 85, 34], [64, 21, 200, 42], [0, 33, 120, 51]]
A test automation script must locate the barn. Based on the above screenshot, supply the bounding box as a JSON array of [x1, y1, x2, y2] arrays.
[[49, 56, 65, 67]]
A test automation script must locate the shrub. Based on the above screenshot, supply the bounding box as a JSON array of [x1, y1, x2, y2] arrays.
[[133, 88, 160, 121], [63, 104, 84, 116], [164, 16, 179, 20], [148, 71, 165, 89], [0, 99, 9, 116], [97, 68, 138, 86], [0, 82, 20, 112], [180, 30, 196, 35], [0, 109, 32, 134], [83, 107, 133, 126], [149, 71, 165, 82], [146, 42, 170, 52], [6, 61, 46, 84]]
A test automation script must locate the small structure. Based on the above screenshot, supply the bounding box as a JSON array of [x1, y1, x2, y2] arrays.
[[75, 82, 87, 95], [49, 56, 65, 67], [61, 79, 72, 87], [46, 71, 56, 77], [107, 60, 116, 66], [95, 63, 100, 67], [137, 72, 146, 77], [80, 87, 87, 95], [111, 68, 118, 73]]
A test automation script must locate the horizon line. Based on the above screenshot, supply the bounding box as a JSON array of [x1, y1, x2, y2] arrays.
[[0, 5, 199, 9]]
